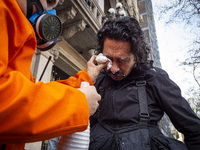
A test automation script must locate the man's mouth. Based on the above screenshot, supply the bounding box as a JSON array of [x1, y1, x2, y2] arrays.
[[108, 72, 125, 80]]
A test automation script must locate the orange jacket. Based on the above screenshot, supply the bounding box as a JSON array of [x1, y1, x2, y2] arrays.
[[0, 0, 93, 149]]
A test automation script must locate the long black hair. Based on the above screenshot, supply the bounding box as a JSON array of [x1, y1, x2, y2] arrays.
[[96, 16, 151, 72]]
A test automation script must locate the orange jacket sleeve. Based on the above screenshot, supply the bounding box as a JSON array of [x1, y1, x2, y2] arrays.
[[0, 0, 92, 144]]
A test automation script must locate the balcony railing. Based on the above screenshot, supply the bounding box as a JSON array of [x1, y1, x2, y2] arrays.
[[77, 0, 105, 29]]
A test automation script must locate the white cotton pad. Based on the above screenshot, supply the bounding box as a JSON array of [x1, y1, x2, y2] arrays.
[[95, 53, 112, 70]]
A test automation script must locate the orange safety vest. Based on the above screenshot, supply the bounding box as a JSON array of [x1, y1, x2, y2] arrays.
[[0, 0, 92, 149]]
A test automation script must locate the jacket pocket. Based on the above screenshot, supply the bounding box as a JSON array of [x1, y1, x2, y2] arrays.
[[150, 134, 188, 150]]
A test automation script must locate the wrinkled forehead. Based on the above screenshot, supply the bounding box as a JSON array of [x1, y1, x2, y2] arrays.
[[103, 38, 131, 56]]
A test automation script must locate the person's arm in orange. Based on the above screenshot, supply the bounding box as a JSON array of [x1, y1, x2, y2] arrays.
[[0, 69, 92, 143], [0, 0, 101, 143]]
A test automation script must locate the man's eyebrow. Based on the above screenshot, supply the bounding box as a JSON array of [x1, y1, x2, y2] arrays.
[[119, 57, 127, 60], [105, 56, 128, 60]]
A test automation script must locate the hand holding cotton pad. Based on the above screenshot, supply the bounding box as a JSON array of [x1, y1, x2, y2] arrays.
[[95, 53, 112, 70]]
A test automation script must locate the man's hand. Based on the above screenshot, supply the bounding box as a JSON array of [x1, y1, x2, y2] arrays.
[[86, 55, 107, 84], [78, 86, 101, 116]]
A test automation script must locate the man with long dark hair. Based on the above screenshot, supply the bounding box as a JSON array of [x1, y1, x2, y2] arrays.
[[89, 16, 200, 150]]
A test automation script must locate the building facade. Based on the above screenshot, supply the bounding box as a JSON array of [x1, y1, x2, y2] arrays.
[[138, 0, 161, 68]]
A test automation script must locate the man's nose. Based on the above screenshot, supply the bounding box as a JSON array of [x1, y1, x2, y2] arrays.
[[110, 61, 120, 74]]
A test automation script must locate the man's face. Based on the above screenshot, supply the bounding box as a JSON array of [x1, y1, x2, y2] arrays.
[[103, 38, 136, 81]]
